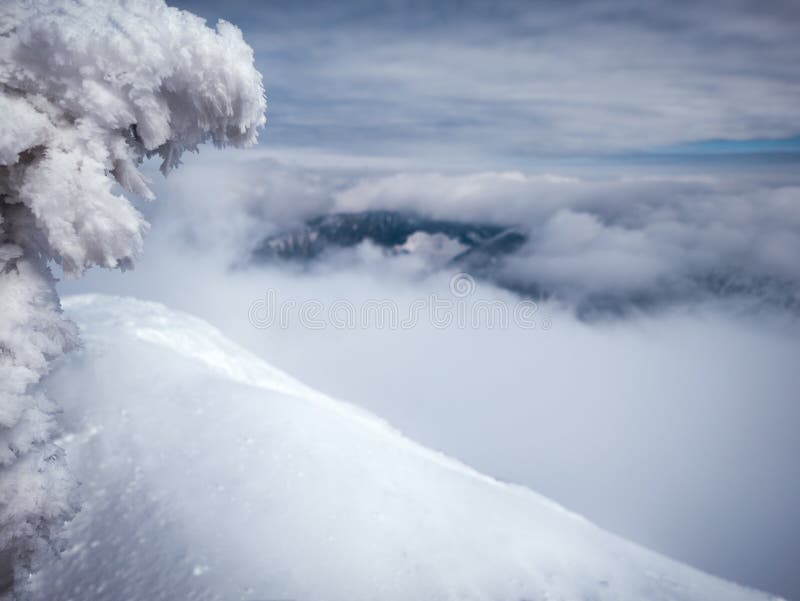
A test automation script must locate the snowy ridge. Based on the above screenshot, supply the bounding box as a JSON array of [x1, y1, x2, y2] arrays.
[[62, 294, 584, 520], [63, 295, 328, 405], [29, 295, 782, 601], [61, 295, 559, 501]]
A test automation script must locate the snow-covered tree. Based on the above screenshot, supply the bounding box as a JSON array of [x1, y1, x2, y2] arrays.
[[0, 0, 265, 595]]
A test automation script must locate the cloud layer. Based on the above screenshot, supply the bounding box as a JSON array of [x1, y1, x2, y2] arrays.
[[146, 153, 800, 315], [179, 0, 800, 162]]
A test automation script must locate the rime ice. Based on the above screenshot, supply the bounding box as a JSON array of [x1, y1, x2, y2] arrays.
[[0, 1, 265, 594]]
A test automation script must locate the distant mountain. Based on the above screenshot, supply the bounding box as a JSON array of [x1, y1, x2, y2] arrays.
[[249, 210, 800, 317], [450, 228, 528, 270], [251, 210, 526, 265]]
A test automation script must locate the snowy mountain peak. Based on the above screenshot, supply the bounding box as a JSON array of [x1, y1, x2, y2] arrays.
[[30, 295, 783, 601]]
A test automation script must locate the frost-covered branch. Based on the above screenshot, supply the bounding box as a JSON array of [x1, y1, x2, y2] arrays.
[[0, 1, 265, 596]]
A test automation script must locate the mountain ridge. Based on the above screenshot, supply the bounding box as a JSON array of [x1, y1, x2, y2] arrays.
[[29, 294, 785, 601]]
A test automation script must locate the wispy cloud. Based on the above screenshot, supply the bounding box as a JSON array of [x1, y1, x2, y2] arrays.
[[179, 0, 800, 164]]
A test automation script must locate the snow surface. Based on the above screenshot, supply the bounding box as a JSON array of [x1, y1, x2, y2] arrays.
[[29, 294, 781, 601]]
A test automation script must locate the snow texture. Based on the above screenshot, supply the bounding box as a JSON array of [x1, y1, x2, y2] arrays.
[[0, 0, 265, 594], [26, 294, 784, 601]]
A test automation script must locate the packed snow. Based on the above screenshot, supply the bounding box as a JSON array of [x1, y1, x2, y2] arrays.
[[23, 294, 782, 601]]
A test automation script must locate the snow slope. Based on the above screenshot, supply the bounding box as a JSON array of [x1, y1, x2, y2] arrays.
[[29, 294, 781, 601]]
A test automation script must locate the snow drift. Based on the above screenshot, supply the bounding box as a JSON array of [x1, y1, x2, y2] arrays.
[[27, 294, 782, 601]]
